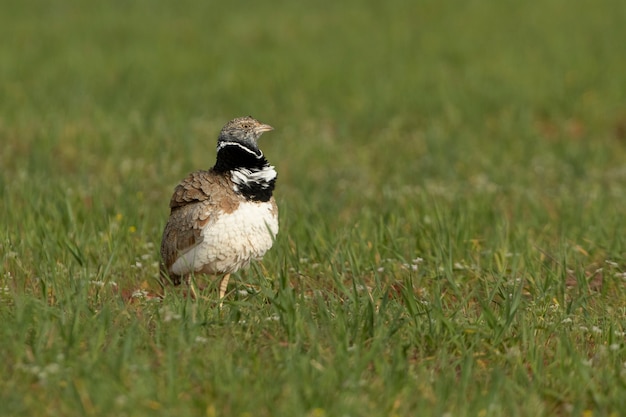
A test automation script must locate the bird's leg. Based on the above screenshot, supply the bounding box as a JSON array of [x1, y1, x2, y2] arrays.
[[189, 280, 198, 300], [185, 275, 198, 300], [218, 273, 231, 307]]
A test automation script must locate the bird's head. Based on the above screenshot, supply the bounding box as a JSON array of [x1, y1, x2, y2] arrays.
[[218, 116, 274, 152]]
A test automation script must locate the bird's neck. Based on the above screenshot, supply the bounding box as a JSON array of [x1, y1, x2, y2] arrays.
[[214, 142, 277, 202]]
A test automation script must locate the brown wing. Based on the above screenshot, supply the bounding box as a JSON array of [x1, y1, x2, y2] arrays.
[[160, 170, 244, 284], [160, 170, 220, 284], [169, 170, 216, 210]]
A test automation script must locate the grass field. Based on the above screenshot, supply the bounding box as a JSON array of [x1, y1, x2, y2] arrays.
[[1, 0, 626, 416]]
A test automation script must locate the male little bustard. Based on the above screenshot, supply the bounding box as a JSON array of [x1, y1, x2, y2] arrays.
[[160, 116, 278, 302]]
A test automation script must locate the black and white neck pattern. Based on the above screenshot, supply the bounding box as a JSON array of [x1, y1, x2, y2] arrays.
[[214, 141, 277, 202]]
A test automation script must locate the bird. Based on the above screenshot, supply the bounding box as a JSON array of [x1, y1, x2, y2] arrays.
[[159, 116, 278, 303]]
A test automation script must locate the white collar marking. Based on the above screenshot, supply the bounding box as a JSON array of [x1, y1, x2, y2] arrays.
[[217, 141, 263, 158]]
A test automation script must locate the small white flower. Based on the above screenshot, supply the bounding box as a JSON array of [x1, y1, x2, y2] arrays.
[[115, 395, 128, 407], [591, 326, 602, 334], [160, 307, 181, 322], [44, 363, 60, 374], [506, 346, 521, 358], [561, 318, 573, 324], [131, 289, 148, 299]]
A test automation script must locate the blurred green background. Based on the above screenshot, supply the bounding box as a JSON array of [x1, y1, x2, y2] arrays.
[[1, 0, 626, 416], [3, 0, 625, 268]]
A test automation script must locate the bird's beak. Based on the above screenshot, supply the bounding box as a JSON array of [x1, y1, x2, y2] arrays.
[[255, 123, 274, 134]]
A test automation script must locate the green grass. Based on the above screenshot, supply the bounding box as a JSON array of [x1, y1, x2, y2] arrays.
[[2, 0, 626, 416]]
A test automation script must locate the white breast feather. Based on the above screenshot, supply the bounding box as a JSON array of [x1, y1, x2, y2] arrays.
[[170, 201, 278, 276]]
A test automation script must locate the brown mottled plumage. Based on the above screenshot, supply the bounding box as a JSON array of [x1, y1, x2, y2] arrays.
[[160, 116, 278, 302]]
